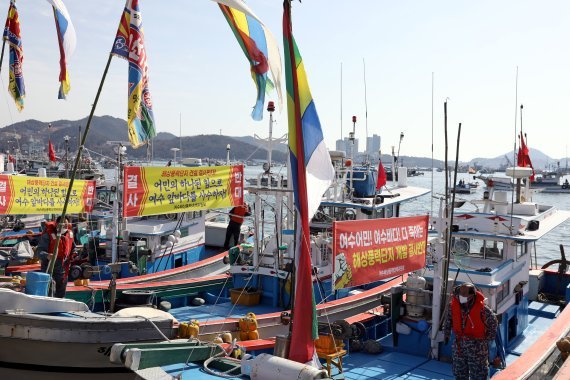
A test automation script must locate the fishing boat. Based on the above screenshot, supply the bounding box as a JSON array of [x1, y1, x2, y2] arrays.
[[449, 182, 476, 194], [180, 157, 203, 167], [111, 165, 570, 380]]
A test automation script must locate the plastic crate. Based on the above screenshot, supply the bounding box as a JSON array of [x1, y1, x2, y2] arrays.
[[230, 288, 261, 306]]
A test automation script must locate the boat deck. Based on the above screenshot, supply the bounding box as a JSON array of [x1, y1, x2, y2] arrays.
[[169, 301, 282, 323], [339, 352, 453, 380], [152, 300, 561, 379]]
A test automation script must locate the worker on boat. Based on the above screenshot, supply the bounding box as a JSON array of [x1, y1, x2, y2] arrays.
[[444, 283, 498, 379], [224, 204, 251, 250], [39, 216, 75, 298]]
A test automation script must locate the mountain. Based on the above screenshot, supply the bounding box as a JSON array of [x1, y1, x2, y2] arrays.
[[0, 116, 286, 162], [233, 135, 289, 153], [469, 148, 566, 171], [1, 116, 565, 169]]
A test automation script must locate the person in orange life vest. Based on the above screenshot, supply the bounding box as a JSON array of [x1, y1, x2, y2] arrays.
[[444, 283, 498, 380], [224, 204, 251, 250], [39, 216, 75, 298]]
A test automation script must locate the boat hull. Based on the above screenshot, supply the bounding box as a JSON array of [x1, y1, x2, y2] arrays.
[[0, 312, 176, 372]]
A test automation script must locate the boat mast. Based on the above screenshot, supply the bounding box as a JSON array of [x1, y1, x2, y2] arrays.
[[340, 62, 343, 142], [431, 72, 434, 215], [349, 116, 356, 193], [363, 58, 369, 164]]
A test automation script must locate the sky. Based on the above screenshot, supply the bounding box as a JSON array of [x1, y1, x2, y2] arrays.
[[2, 0, 570, 162]]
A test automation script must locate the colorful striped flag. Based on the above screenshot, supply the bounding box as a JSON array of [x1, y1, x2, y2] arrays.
[[46, 0, 76, 99], [283, 0, 335, 364], [111, 0, 156, 148], [213, 0, 282, 121], [2, 0, 25, 111]]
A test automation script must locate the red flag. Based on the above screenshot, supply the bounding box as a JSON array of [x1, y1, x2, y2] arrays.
[[48, 140, 56, 162], [376, 160, 387, 190], [517, 134, 535, 182], [8, 154, 15, 164]]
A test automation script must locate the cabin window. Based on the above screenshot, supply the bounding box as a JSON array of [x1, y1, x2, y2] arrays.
[[469, 239, 504, 260], [375, 209, 385, 218], [385, 205, 394, 218], [190, 211, 202, 219], [174, 256, 183, 268], [313, 206, 331, 222], [496, 279, 510, 305], [180, 227, 190, 238], [517, 242, 528, 260]]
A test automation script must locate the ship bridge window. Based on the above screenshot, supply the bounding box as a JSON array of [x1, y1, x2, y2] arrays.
[[190, 211, 202, 220], [313, 206, 333, 222], [516, 242, 528, 260], [452, 238, 504, 260], [375, 209, 385, 218], [496, 279, 510, 305]]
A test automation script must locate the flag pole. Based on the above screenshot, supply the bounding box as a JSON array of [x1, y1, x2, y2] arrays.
[[0, 39, 6, 77], [46, 53, 114, 279]]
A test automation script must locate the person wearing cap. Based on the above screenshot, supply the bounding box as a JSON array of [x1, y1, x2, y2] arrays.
[[444, 283, 498, 379], [223, 204, 251, 250]]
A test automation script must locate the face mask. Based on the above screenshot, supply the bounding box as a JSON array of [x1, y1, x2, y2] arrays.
[[459, 295, 469, 304]]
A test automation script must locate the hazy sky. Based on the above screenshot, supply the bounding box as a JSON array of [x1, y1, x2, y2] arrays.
[[2, 0, 570, 161]]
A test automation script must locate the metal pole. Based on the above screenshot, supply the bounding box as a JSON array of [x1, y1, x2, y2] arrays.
[[111, 146, 121, 263], [0, 40, 6, 77], [47, 53, 114, 278], [268, 103, 274, 169], [349, 116, 356, 194]]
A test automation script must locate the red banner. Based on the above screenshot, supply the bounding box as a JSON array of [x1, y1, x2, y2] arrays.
[[333, 215, 429, 289]]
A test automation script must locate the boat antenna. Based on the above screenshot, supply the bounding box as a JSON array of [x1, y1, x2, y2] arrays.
[[363, 58, 369, 163], [431, 72, 434, 215], [444, 100, 449, 205], [179, 112, 183, 159], [509, 67, 519, 231], [340, 62, 343, 142], [441, 122, 462, 325]]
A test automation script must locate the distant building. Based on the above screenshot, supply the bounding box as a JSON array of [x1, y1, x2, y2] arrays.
[[366, 134, 381, 155], [335, 137, 360, 156], [335, 139, 345, 152]]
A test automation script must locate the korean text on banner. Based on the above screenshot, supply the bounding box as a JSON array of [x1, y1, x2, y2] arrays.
[[123, 165, 244, 217], [0, 176, 96, 215], [333, 215, 429, 289]]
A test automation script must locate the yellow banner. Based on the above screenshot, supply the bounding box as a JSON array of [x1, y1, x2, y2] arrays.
[[123, 165, 244, 217], [0, 175, 96, 215]]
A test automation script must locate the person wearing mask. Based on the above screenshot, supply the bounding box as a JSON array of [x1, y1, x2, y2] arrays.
[[223, 204, 251, 250], [40, 216, 75, 298], [444, 283, 498, 379]]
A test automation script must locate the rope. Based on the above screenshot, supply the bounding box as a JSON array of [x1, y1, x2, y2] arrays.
[[133, 315, 171, 342], [202, 355, 242, 378]]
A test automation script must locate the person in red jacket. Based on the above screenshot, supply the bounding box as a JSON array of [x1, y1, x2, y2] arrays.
[[223, 204, 251, 250], [444, 283, 498, 379], [444, 283, 498, 380], [39, 216, 75, 298]]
